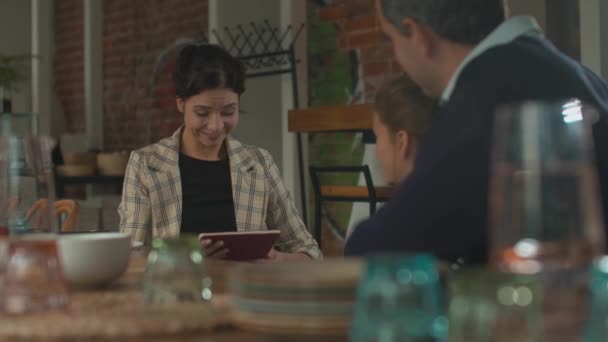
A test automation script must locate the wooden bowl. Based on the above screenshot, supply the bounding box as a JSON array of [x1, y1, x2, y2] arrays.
[[57, 164, 96, 177], [63, 152, 97, 166], [97, 152, 129, 176]]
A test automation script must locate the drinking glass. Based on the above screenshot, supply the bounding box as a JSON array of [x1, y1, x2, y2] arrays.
[[0, 135, 57, 236], [1, 238, 69, 314], [585, 256, 608, 342], [489, 99, 605, 340], [447, 268, 543, 342], [142, 235, 212, 305], [350, 254, 447, 342]]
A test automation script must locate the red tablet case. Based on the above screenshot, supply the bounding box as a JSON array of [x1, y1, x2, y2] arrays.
[[199, 230, 280, 261]]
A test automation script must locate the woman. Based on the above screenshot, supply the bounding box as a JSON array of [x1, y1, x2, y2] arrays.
[[119, 44, 321, 261], [372, 73, 435, 185]]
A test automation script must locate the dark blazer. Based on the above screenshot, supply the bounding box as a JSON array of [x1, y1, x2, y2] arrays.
[[344, 35, 608, 264]]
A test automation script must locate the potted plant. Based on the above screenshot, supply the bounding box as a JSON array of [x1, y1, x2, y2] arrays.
[[0, 54, 34, 112]]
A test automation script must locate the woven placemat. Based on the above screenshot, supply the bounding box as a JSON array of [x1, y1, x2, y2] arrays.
[[0, 257, 231, 340]]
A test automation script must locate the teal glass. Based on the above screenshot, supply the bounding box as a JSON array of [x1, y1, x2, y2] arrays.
[[350, 254, 447, 342], [0, 136, 57, 236], [585, 256, 608, 342], [142, 235, 212, 305], [448, 268, 543, 342]]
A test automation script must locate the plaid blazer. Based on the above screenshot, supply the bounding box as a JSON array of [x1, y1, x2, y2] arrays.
[[118, 128, 321, 259]]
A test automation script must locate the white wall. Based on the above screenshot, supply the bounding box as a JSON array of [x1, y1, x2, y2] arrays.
[[210, 0, 306, 215], [508, 0, 546, 30], [580, 0, 608, 79], [0, 0, 60, 138], [281, 0, 308, 219], [0, 0, 32, 114], [84, 0, 103, 149], [210, 0, 284, 170], [32, 0, 58, 137]]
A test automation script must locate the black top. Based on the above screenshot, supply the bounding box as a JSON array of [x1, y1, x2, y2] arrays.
[[345, 35, 608, 264], [179, 153, 237, 234]]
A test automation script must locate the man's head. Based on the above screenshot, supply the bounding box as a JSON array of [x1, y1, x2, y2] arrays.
[[376, 0, 507, 97]]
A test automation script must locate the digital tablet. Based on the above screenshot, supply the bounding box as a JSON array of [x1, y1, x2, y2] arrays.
[[198, 230, 280, 261]]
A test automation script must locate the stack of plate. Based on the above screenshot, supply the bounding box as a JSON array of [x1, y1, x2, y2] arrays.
[[227, 258, 363, 335]]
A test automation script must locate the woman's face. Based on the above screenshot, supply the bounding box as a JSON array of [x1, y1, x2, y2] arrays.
[[372, 112, 414, 185], [177, 88, 239, 149]]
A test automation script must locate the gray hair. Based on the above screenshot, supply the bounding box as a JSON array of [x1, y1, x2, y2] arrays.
[[380, 0, 507, 45]]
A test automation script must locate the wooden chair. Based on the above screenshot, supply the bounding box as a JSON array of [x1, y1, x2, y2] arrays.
[[26, 199, 80, 232], [288, 104, 393, 247], [309, 165, 393, 241]]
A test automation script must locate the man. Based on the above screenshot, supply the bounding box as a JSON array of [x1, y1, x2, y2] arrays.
[[344, 0, 608, 264]]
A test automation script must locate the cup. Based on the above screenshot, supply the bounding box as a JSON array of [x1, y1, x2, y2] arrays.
[[489, 99, 604, 339], [1, 238, 69, 314], [350, 254, 447, 342], [142, 235, 212, 305], [448, 268, 543, 342]]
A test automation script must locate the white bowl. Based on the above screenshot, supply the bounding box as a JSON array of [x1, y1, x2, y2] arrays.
[[58, 232, 131, 288]]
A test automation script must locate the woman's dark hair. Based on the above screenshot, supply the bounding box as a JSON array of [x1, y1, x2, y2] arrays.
[[173, 44, 246, 99], [374, 73, 435, 138]]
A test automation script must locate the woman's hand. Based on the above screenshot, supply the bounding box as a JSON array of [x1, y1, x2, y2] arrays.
[[200, 239, 229, 259]]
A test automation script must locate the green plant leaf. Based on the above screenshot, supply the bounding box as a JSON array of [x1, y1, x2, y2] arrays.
[[0, 54, 36, 91]]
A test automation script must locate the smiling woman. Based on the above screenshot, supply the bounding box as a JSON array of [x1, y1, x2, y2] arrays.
[[118, 44, 321, 261]]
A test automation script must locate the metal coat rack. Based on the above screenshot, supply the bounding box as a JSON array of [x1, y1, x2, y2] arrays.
[[212, 21, 309, 226]]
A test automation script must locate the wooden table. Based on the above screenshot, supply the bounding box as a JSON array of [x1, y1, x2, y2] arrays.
[[125, 330, 344, 342], [0, 255, 348, 341], [137, 257, 348, 341], [75, 256, 347, 342]]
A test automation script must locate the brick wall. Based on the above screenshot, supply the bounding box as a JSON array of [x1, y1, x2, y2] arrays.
[[319, 0, 399, 101], [309, 0, 398, 257], [55, 0, 208, 151], [54, 0, 84, 134], [103, 0, 208, 151]]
